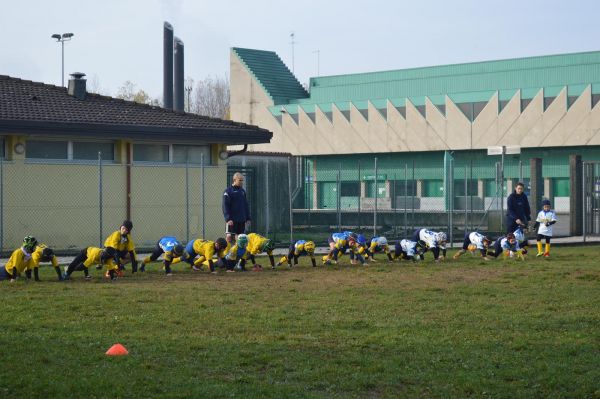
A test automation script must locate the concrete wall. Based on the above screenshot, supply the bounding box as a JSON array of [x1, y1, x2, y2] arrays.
[[230, 50, 600, 156]]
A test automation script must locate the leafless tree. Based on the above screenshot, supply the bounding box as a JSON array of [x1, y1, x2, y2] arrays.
[[87, 74, 109, 95], [116, 80, 154, 105], [191, 75, 230, 119]]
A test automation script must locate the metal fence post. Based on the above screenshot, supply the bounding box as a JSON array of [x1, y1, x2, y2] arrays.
[[470, 159, 473, 232], [501, 152, 505, 232], [185, 156, 189, 242], [519, 160, 523, 182], [98, 151, 103, 247], [201, 153, 205, 238], [411, 160, 415, 232], [337, 163, 341, 232], [0, 156, 3, 251], [393, 173, 397, 239], [374, 157, 378, 237], [448, 158, 454, 247], [288, 156, 293, 244], [357, 160, 361, 230], [265, 160, 270, 236], [404, 163, 408, 237], [583, 162, 587, 242], [464, 165, 468, 236]]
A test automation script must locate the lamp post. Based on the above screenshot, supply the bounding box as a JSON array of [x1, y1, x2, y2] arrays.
[[51, 33, 74, 87]]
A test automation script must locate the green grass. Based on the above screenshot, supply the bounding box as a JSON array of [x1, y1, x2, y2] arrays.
[[1, 246, 599, 398]]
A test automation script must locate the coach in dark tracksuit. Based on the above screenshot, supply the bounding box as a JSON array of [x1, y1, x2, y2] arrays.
[[505, 182, 531, 233], [223, 172, 251, 242]]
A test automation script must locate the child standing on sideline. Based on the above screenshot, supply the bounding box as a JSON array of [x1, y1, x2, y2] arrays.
[[535, 199, 558, 257]]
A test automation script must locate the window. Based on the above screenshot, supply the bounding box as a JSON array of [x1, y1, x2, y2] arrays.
[[26, 140, 68, 159], [172, 145, 210, 165], [453, 180, 478, 196], [133, 144, 169, 162], [73, 141, 114, 161], [340, 181, 360, 197], [392, 180, 416, 197]]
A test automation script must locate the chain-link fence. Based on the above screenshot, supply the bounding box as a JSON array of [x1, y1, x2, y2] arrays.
[[0, 155, 227, 254], [283, 151, 595, 246], [0, 150, 597, 254]]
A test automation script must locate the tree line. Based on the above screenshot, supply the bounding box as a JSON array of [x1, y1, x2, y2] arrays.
[[87, 74, 230, 119]]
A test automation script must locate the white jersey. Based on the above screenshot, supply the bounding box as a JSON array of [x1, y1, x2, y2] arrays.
[[400, 239, 418, 257], [419, 230, 440, 249], [536, 210, 558, 236], [468, 232, 487, 250], [372, 237, 388, 247]]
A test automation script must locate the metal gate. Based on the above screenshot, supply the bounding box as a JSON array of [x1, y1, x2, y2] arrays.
[[583, 161, 600, 239]]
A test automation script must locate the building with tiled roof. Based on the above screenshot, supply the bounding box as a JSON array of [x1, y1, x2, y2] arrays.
[[0, 73, 272, 250]]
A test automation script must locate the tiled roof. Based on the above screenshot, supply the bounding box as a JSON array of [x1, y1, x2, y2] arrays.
[[232, 48, 308, 105], [0, 74, 272, 144]]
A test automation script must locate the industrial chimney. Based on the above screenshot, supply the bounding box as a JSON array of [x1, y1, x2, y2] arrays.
[[173, 37, 184, 112], [163, 22, 174, 109]]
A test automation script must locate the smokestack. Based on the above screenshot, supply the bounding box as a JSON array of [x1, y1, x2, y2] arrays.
[[67, 72, 87, 100], [173, 36, 184, 112], [163, 22, 174, 109]]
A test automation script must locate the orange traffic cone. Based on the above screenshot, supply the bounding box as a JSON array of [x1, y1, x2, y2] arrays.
[[106, 343, 129, 356]]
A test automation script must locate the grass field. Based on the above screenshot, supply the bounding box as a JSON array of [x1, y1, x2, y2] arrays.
[[1, 246, 599, 398]]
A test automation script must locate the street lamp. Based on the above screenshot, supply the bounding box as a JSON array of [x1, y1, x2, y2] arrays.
[[51, 32, 74, 87]]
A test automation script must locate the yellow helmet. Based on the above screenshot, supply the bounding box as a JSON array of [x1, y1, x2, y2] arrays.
[[304, 241, 315, 253]]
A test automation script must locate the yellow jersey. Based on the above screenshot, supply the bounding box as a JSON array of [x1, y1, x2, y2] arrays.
[[83, 247, 118, 270], [247, 233, 271, 255], [27, 244, 59, 269], [4, 248, 33, 275], [104, 230, 135, 252]]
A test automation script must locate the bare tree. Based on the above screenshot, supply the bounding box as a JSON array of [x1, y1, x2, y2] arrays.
[[116, 81, 153, 105], [87, 74, 109, 95], [192, 75, 230, 119]]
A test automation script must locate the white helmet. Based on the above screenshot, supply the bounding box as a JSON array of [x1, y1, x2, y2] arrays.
[[375, 237, 388, 246], [513, 228, 525, 242], [436, 232, 447, 243]]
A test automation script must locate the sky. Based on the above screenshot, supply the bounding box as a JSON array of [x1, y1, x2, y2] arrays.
[[1, 0, 598, 100]]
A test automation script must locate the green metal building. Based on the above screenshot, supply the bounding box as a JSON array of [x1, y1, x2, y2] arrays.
[[230, 48, 600, 235]]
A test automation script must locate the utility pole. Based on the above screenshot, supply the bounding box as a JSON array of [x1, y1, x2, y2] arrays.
[[290, 32, 296, 73]]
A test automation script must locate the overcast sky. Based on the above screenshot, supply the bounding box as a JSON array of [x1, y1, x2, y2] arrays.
[[1, 0, 598, 100]]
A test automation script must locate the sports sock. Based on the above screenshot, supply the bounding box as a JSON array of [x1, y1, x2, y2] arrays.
[[537, 241, 543, 254], [545, 243, 551, 254]]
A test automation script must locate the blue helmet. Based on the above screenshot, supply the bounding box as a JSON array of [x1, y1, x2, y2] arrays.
[[542, 199, 552, 207], [357, 234, 367, 246]]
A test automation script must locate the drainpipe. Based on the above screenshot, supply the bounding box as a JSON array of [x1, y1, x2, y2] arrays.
[[227, 144, 248, 158]]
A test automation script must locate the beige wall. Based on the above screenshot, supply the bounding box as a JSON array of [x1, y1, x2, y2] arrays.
[[230, 50, 600, 155], [1, 140, 228, 251]]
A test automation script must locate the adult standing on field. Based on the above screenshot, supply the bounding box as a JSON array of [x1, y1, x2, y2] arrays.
[[505, 182, 531, 233], [223, 172, 250, 242]]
